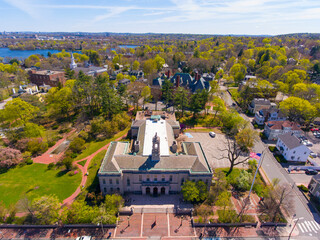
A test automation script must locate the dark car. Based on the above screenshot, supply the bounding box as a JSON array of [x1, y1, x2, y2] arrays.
[[305, 169, 318, 175]]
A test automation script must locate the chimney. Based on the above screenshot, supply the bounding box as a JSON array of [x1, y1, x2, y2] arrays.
[[176, 75, 180, 87]]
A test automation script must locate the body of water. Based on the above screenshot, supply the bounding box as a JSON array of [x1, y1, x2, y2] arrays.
[[0, 48, 62, 60]]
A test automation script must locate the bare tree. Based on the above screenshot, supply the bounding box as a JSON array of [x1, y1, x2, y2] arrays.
[[220, 127, 258, 175], [258, 181, 294, 222]]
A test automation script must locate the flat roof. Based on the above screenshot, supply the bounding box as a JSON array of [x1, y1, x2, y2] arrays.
[[143, 119, 169, 156]]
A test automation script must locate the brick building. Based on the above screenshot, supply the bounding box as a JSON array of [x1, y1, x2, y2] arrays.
[[28, 70, 66, 87]]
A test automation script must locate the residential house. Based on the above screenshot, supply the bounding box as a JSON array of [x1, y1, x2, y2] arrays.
[[248, 98, 275, 114], [308, 175, 320, 200], [276, 133, 311, 162], [264, 120, 302, 140], [255, 108, 287, 125]]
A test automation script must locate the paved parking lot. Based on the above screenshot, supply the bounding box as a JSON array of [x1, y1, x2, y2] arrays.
[[184, 132, 248, 170]]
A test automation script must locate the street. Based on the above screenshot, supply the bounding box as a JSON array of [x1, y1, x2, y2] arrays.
[[222, 86, 320, 239]]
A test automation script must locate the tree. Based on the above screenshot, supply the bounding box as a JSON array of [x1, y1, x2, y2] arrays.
[[22, 123, 45, 138], [30, 195, 60, 224], [174, 87, 189, 117], [0, 98, 39, 127], [46, 80, 75, 118], [222, 127, 258, 175], [69, 137, 86, 153], [181, 180, 208, 203], [212, 97, 226, 119], [132, 60, 140, 71], [230, 63, 247, 84], [258, 181, 294, 222], [143, 59, 156, 76], [279, 96, 316, 124], [161, 79, 174, 110], [141, 86, 152, 109], [154, 55, 165, 71], [0, 147, 22, 169], [190, 90, 209, 117]]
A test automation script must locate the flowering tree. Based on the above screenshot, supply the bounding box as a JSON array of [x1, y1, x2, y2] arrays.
[[0, 147, 22, 169]]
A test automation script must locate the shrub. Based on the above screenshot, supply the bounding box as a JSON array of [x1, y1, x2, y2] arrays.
[[268, 146, 276, 152], [25, 158, 33, 165], [298, 184, 309, 192], [234, 170, 252, 191], [217, 210, 238, 223], [47, 163, 55, 170], [48, 141, 56, 148]]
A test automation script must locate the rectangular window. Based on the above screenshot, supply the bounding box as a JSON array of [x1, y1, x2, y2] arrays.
[[170, 175, 173, 181], [110, 187, 113, 192], [109, 179, 113, 184], [127, 179, 130, 186], [154, 177, 158, 182], [139, 175, 142, 181], [162, 175, 165, 181], [116, 179, 119, 184], [181, 178, 184, 185], [103, 179, 106, 184], [104, 187, 107, 192], [147, 175, 150, 181]]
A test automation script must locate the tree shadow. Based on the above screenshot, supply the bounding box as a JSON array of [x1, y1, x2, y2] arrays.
[[56, 170, 68, 177]]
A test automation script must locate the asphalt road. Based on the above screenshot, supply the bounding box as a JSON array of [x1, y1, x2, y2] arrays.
[[222, 87, 320, 239]]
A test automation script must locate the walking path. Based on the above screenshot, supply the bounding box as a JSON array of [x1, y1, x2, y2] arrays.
[[62, 133, 127, 206], [33, 129, 76, 164]]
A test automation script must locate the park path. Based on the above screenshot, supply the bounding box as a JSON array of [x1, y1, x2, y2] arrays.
[[33, 129, 76, 164], [62, 133, 128, 206]]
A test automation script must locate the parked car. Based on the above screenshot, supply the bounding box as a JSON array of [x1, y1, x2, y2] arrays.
[[209, 132, 216, 138], [302, 140, 313, 146], [310, 152, 318, 158], [300, 136, 307, 140], [305, 169, 318, 175]]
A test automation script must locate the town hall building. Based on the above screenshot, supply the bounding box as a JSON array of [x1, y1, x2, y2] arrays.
[[98, 111, 212, 196]]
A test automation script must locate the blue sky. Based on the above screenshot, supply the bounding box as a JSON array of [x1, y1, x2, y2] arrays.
[[1, 0, 320, 35]]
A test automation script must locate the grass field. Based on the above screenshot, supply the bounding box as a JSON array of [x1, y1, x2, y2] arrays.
[[0, 163, 81, 207], [74, 128, 129, 161], [78, 159, 87, 167], [86, 150, 107, 192]]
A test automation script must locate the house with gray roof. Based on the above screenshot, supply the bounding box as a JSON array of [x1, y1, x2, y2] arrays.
[[276, 133, 311, 162], [308, 175, 320, 200], [98, 111, 212, 196], [248, 98, 274, 114]]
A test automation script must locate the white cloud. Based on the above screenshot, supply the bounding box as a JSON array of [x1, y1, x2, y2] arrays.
[[3, 0, 41, 18]]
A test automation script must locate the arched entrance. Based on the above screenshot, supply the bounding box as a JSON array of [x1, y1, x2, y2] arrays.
[[161, 187, 166, 195], [153, 187, 158, 196], [146, 187, 151, 195]]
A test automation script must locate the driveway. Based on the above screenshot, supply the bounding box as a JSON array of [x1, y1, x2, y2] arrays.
[[0, 97, 12, 109], [184, 132, 248, 169]]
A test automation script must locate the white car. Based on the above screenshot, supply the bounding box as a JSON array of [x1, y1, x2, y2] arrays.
[[76, 237, 92, 240], [209, 132, 216, 138], [310, 152, 318, 158]]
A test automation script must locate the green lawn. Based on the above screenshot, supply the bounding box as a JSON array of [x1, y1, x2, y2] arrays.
[[0, 163, 81, 207], [78, 159, 87, 167], [85, 150, 107, 193], [74, 128, 129, 161]]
